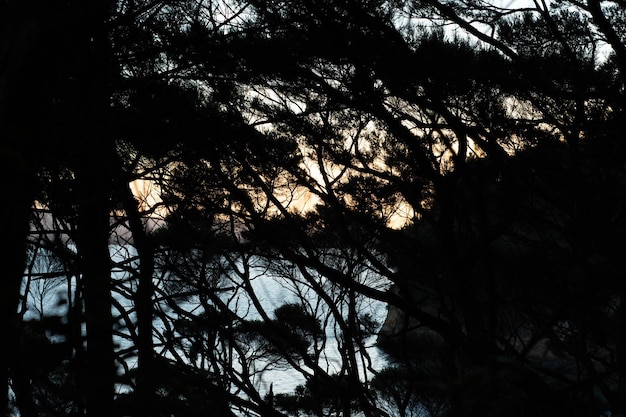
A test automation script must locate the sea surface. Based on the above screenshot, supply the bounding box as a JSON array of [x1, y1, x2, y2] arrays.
[[23, 246, 392, 397]]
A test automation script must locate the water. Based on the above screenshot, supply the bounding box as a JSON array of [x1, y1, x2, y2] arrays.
[[243, 272, 390, 394], [150, 257, 392, 397], [21, 246, 392, 400]]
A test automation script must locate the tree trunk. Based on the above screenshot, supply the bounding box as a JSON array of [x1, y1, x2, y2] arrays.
[[118, 179, 156, 411], [74, 2, 117, 415], [0, 2, 43, 414], [0, 155, 34, 417], [76, 165, 115, 417], [615, 290, 626, 414]]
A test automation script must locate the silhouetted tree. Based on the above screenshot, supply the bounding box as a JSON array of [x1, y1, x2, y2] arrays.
[[6, 0, 626, 416]]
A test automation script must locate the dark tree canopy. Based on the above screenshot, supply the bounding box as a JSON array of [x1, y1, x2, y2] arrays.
[[1, 0, 626, 416]]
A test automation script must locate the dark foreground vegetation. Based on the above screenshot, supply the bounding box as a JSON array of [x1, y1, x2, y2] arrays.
[[2, 0, 626, 416]]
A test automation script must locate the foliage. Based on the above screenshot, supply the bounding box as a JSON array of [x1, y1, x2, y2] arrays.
[[3, 0, 626, 416]]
